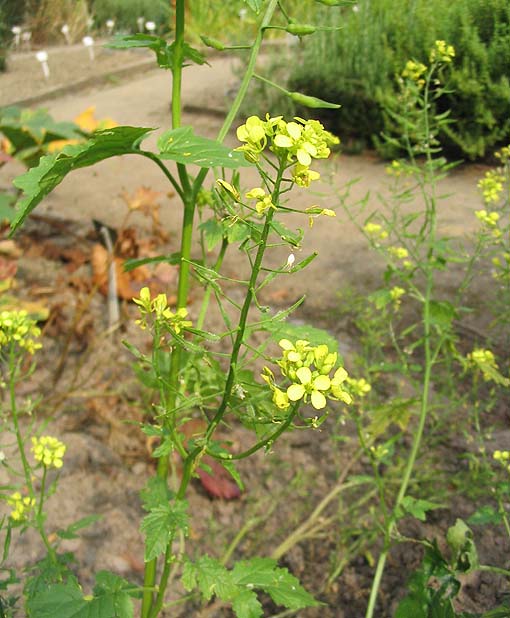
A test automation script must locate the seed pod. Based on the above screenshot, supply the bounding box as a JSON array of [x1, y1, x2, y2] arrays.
[[289, 91, 341, 109], [285, 23, 317, 36], [200, 35, 225, 51]]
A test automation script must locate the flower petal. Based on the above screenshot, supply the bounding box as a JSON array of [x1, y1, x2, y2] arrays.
[[311, 390, 327, 410], [296, 366, 312, 385], [287, 383, 305, 401], [313, 375, 331, 391]]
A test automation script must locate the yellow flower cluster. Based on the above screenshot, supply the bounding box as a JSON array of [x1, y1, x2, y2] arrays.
[[475, 209, 500, 227], [467, 348, 510, 386], [31, 436, 66, 469], [388, 246, 409, 260], [402, 60, 427, 86], [495, 145, 510, 164], [0, 310, 42, 354], [390, 286, 406, 308], [133, 287, 192, 334], [235, 114, 339, 187], [8, 492, 36, 521], [478, 170, 505, 205], [363, 222, 388, 240], [385, 160, 409, 177], [262, 339, 359, 412], [430, 40, 455, 64], [493, 450, 510, 472]]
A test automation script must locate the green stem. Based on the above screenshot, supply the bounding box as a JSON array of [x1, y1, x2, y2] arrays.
[[365, 71, 438, 618], [196, 238, 228, 330], [177, 165, 285, 501]]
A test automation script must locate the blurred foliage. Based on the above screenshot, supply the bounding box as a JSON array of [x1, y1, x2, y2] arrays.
[[91, 0, 171, 33], [284, 0, 510, 160]]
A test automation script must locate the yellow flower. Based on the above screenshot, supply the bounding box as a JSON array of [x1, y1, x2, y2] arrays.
[[31, 436, 66, 469], [287, 366, 331, 410], [402, 60, 427, 86], [478, 171, 505, 205], [363, 222, 388, 240], [0, 310, 41, 354], [245, 188, 275, 215], [292, 164, 320, 188], [430, 40, 455, 64], [388, 246, 409, 260], [7, 491, 36, 522]]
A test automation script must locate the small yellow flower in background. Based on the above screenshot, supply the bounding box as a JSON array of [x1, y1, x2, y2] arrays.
[[495, 145, 510, 164], [388, 246, 409, 260], [467, 348, 510, 386], [390, 286, 406, 308], [493, 450, 510, 473], [475, 209, 500, 227], [478, 170, 505, 205], [402, 60, 427, 86], [363, 222, 388, 240], [31, 436, 66, 469], [346, 377, 371, 397], [245, 188, 276, 215], [0, 310, 42, 354], [430, 40, 455, 64], [7, 491, 36, 521], [386, 160, 407, 177]]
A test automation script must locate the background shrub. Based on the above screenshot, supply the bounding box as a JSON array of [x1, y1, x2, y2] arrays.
[[91, 0, 171, 33], [286, 0, 510, 160]]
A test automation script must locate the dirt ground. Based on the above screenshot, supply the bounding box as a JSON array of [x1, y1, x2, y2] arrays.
[[0, 44, 508, 617]]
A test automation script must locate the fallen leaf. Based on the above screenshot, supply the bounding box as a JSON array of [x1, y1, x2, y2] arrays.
[[74, 106, 117, 132], [121, 186, 162, 214], [0, 240, 22, 258], [91, 243, 150, 301], [197, 457, 242, 500]]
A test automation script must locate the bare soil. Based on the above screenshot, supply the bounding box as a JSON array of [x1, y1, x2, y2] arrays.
[[0, 44, 508, 617]]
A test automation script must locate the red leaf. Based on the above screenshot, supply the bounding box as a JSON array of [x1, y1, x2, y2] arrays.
[[196, 456, 241, 500]]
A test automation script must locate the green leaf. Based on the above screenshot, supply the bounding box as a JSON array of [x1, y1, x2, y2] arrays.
[[231, 589, 263, 618], [124, 252, 181, 272], [199, 218, 224, 252], [397, 496, 442, 522], [232, 557, 319, 610], [446, 519, 478, 573], [269, 220, 303, 247], [429, 300, 457, 329], [107, 35, 207, 69], [182, 556, 237, 602], [26, 571, 136, 618], [264, 321, 338, 354], [140, 500, 188, 561], [468, 505, 503, 526], [243, 0, 262, 13], [56, 515, 102, 540], [0, 193, 16, 223], [11, 126, 153, 233], [158, 126, 250, 168], [140, 476, 172, 512]]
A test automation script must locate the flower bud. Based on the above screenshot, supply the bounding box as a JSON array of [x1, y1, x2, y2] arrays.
[[200, 35, 225, 51], [289, 91, 340, 109]]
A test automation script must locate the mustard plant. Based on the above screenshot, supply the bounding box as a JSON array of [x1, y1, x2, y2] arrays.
[[338, 41, 510, 616], [4, 2, 364, 617]]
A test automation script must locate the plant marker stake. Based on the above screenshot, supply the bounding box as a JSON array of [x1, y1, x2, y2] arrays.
[[35, 50, 50, 79], [82, 36, 95, 61], [11, 26, 21, 49], [137, 16, 145, 32], [21, 31, 31, 49], [61, 24, 71, 44], [106, 19, 115, 36], [145, 21, 156, 34]]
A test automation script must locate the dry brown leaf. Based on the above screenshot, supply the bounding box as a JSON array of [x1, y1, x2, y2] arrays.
[[91, 243, 151, 301], [121, 186, 162, 214], [0, 240, 22, 258]]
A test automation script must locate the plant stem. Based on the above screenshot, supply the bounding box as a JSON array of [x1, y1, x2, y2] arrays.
[[365, 69, 439, 618]]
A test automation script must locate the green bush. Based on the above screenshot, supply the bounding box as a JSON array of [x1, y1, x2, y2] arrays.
[[91, 0, 171, 33], [287, 0, 510, 160]]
